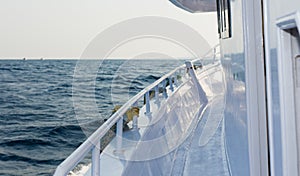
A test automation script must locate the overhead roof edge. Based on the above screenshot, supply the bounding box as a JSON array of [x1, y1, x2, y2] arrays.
[[169, 0, 217, 13]]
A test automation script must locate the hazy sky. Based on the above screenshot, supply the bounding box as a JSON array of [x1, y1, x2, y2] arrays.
[[0, 0, 218, 59]]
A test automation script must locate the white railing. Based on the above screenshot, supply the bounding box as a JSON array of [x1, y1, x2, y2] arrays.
[[202, 44, 220, 62], [53, 45, 220, 176], [54, 65, 187, 176]]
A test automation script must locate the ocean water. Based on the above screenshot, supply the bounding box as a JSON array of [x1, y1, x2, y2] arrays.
[[0, 59, 184, 176]]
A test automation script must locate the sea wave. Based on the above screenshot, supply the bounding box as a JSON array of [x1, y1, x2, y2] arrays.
[[0, 59, 183, 175]]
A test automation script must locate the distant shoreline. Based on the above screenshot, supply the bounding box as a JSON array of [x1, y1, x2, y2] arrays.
[[0, 58, 193, 61]]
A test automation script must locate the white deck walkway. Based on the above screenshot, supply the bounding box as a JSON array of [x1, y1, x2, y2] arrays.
[[81, 63, 231, 176], [182, 96, 229, 176]]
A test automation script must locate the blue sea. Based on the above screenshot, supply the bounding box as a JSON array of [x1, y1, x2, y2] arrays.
[[0, 59, 184, 176]]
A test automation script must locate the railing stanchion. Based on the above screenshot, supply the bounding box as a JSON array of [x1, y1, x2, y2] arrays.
[[155, 85, 159, 103], [92, 140, 101, 176], [145, 91, 151, 114], [213, 47, 216, 63], [174, 74, 178, 87], [169, 77, 174, 91], [116, 116, 123, 151], [163, 80, 168, 99], [133, 116, 138, 130], [132, 102, 138, 130]]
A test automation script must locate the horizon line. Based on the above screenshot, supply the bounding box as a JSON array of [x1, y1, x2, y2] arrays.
[[0, 57, 196, 60]]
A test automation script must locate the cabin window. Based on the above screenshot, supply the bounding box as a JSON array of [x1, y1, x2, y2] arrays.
[[216, 0, 231, 39]]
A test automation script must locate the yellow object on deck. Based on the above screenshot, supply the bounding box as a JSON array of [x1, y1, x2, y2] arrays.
[[112, 105, 140, 124]]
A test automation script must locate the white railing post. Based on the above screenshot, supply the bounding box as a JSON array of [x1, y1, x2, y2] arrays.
[[213, 47, 216, 63], [116, 116, 123, 151], [155, 85, 159, 103], [145, 91, 151, 114], [185, 61, 208, 104], [132, 102, 138, 130], [132, 116, 138, 130], [178, 69, 182, 79], [169, 77, 174, 91], [163, 80, 168, 99], [174, 75, 178, 87], [92, 140, 101, 176]]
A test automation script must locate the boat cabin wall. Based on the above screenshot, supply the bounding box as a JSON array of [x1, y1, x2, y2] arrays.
[[217, 0, 268, 175], [220, 0, 300, 174], [265, 0, 300, 175], [217, 0, 249, 174]]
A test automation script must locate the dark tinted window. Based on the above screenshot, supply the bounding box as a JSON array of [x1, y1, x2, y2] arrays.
[[216, 0, 231, 38]]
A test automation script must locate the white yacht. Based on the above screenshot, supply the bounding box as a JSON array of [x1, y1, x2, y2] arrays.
[[54, 0, 300, 175]]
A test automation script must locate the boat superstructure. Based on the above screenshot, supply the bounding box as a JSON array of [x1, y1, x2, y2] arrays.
[[54, 0, 300, 175]]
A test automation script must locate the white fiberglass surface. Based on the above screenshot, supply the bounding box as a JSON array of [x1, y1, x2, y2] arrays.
[[180, 64, 230, 175], [121, 75, 203, 176], [183, 95, 229, 176], [82, 63, 243, 176]]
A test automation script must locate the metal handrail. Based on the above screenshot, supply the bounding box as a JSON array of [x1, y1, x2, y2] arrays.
[[54, 44, 220, 176], [54, 65, 187, 176]]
